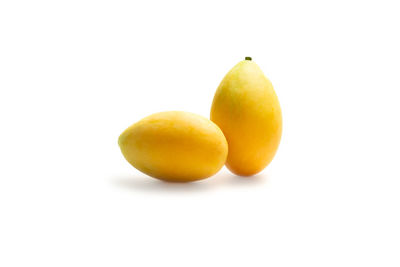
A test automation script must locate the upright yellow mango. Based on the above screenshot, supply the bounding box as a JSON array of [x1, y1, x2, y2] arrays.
[[118, 111, 228, 182], [211, 57, 282, 176]]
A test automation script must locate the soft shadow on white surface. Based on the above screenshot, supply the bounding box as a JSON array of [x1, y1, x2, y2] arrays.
[[111, 170, 268, 193]]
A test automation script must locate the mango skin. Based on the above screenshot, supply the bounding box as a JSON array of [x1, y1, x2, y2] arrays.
[[210, 59, 282, 176], [118, 111, 228, 182]]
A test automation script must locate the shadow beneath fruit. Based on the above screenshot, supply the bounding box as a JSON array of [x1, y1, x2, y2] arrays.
[[111, 169, 268, 193], [226, 173, 267, 186]]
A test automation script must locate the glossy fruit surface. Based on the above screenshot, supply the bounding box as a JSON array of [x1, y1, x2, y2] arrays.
[[118, 111, 228, 182], [211, 58, 282, 176]]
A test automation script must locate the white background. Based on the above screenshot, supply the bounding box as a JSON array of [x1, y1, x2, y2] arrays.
[[1, 0, 399, 266]]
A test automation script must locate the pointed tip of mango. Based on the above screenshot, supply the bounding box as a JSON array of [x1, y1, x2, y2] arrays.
[[118, 132, 126, 148], [118, 136, 122, 147]]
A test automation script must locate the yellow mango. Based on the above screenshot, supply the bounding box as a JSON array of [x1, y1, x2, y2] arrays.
[[210, 57, 282, 176], [118, 111, 228, 182]]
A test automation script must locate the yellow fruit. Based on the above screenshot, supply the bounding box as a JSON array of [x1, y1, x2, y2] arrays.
[[210, 57, 282, 176], [118, 111, 228, 182]]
